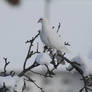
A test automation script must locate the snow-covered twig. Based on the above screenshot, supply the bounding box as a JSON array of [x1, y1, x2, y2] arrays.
[[0, 58, 15, 77], [0, 58, 10, 77], [61, 55, 89, 92]]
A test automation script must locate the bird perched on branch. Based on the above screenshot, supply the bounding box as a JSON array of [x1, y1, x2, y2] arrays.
[[38, 18, 69, 54]]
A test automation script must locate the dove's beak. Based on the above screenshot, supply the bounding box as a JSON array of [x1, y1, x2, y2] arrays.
[[37, 19, 40, 23]]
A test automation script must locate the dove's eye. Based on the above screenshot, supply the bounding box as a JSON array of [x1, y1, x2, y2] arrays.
[[39, 18, 43, 21], [38, 18, 43, 23]]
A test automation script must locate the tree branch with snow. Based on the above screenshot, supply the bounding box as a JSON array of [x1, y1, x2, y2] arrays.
[[0, 18, 92, 92]]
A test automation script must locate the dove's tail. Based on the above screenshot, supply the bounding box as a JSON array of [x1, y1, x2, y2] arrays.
[[60, 46, 70, 54]]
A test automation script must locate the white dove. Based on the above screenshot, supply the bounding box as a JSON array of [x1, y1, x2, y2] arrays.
[[38, 18, 69, 54]]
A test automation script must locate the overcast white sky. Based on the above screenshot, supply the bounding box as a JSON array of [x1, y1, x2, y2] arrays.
[[0, 0, 92, 70]]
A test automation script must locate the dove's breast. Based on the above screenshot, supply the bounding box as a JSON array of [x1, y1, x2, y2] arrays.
[[40, 30, 51, 47]]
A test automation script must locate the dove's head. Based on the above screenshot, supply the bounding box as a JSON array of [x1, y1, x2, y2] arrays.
[[38, 18, 48, 23]]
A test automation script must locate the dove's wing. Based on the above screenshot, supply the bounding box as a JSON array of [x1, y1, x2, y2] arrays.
[[40, 30, 51, 46], [40, 18, 69, 53], [42, 24, 66, 51]]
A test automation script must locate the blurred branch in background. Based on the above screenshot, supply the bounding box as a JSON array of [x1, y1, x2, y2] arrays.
[[5, 0, 20, 6], [44, 0, 51, 20]]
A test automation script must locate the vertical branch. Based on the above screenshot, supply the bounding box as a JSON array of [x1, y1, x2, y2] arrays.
[[23, 41, 33, 70], [23, 31, 40, 70], [3, 57, 10, 76], [57, 22, 61, 33]]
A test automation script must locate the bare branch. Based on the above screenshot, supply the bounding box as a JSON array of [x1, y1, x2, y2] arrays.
[[57, 22, 61, 33], [23, 31, 40, 70], [24, 75, 45, 92], [61, 55, 89, 92], [64, 41, 71, 46], [30, 70, 53, 78], [0, 58, 10, 77], [3, 57, 10, 75]]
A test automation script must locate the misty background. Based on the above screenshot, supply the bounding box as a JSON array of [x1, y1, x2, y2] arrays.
[[0, 0, 92, 70]]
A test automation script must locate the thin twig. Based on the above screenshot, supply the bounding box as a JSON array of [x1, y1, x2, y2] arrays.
[[57, 22, 61, 33], [18, 62, 39, 77], [3, 57, 10, 75], [23, 31, 40, 70], [61, 55, 89, 92], [24, 75, 45, 92], [30, 70, 52, 78], [64, 41, 71, 46]]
